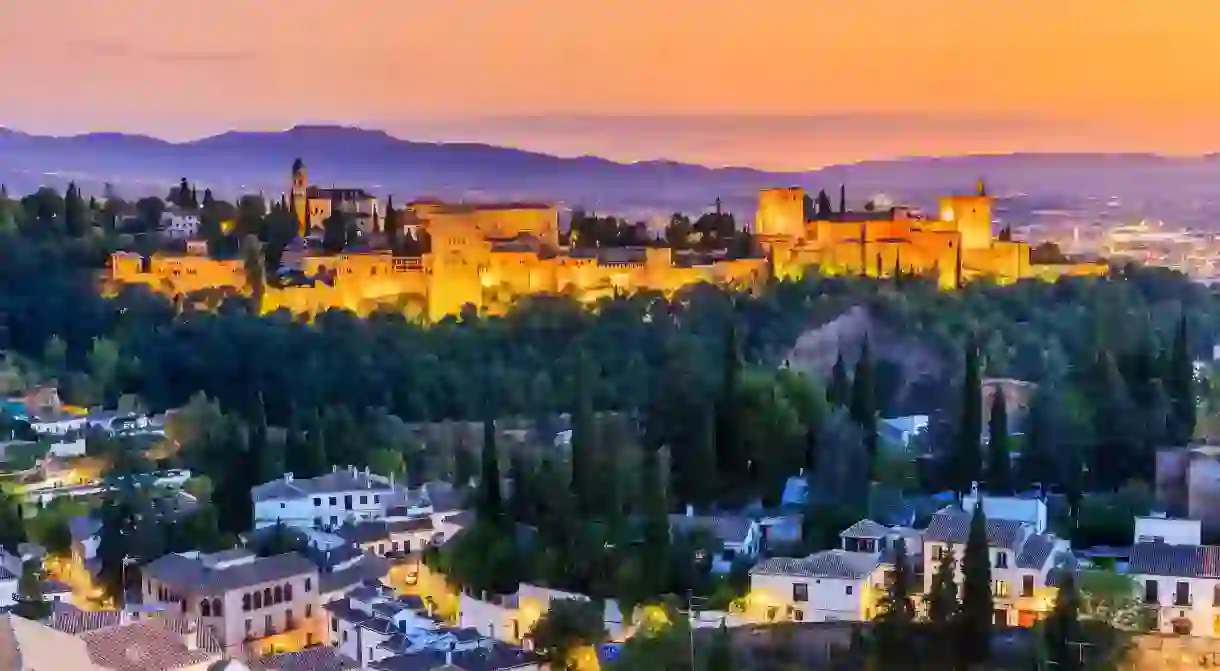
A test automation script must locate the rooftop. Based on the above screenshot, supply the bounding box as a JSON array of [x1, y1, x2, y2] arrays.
[[668, 514, 755, 543], [1015, 533, 1060, 570], [252, 468, 398, 502], [750, 549, 881, 580], [142, 552, 317, 595], [0, 612, 101, 670], [79, 616, 222, 671], [1129, 542, 1220, 578], [923, 506, 1029, 550], [247, 646, 360, 671]]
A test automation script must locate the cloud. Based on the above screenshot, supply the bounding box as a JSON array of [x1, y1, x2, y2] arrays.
[[67, 39, 255, 65]]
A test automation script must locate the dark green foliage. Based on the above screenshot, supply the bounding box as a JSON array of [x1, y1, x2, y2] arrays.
[[478, 414, 503, 525], [0, 490, 26, 554], [528, 598, 608, 667], [1042, 569, 1081, 671], [958, 499, 993, 668], [706, 621, 735, 671], [13, 559, 49, 620], [986, 390, 1013, 493], [955, 341, 983, 495], [829, 352, 850, 406], [926, 549, 958, 629], [849, 339, 877, 468], [873, 538, 917, 664], [1170, 313, 1196, 444]]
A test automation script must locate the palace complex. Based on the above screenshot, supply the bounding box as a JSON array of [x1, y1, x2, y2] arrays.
[[106, 160, 1107, 321]]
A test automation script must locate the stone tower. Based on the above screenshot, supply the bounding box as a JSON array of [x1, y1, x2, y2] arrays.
[[937, 180, 993, 251], [754, 187, 806, 238], [291, 158, 308, 236]]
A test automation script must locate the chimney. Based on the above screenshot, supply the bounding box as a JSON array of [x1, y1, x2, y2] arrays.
[[685, 504, 694, 518], [332, 465, 338, 474], [364, 466, 370, 480], [445, 644, 454, 666], [284, 472, 294, 484]]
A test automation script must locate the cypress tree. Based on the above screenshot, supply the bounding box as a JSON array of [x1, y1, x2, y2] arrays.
[[829, 352, 850, 407], [715, 321, 745, 497], [986, 391, 1013, 493], [874, 538, 916, 662], [956, 341, 983, 495], [384, 195, 402, 249], [849, 339, 877, 470], [1043, 568, 1081, 671], [478, 413, 503, 526], [927, 550, 958, 630], [1170, 313, 1196, 444], [958, 499, 993, 668], [639, 444, 670, 595], [707, 620, 735, 671]]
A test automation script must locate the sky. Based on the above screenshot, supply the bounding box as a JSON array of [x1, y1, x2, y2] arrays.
[[2, 0, 1219, 170]]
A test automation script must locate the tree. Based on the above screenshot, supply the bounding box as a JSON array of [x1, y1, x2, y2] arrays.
[[874, 538, 916, 663], [849, 339, 877, 469], [828, 352, 850, 406], [13, 559, 49, 620], [958, 499, 993, 668], [241, 234, 267, 310], [955, 341, 983, 495], [529, 598, 607, 668], [0, 489, 26, 554], [1043, 568, 1081, 671], [64, 181, 88, 237], [1169, 313, 1196, 444], [986, 391, 1013, 493], [384, 196, 402, 249], [88, 336, 121, 403], [477, 415, 503, 525], [367, 446, 406, 480], [570, 353, 599, 518], [714, 322, 746, 501], [42, 334, 67, 375], [927, 549, 958, 630], [706, 620, 735, 671], [322, 209, 351, 253]]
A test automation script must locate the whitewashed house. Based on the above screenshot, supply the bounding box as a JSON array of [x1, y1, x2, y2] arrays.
[[1128, 515, 1220, 636], [251, 467, 407, 531], [749, 519, 920, 623]]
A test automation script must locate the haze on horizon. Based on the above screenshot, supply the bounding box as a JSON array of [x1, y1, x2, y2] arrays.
[[1, 0, 1217, 171]]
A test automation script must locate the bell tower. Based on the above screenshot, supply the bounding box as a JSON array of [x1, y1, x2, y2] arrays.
[[291, 158, 309, 236]]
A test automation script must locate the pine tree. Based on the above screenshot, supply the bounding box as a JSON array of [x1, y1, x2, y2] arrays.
[[1043, 568, 1081, 671], [1170, 313, 1196, 444], [874, 538, 916, 663], [927, 550, 958, 629], [958, 499, 993, 668], [955, 341, 983, 495], [829, 352, 850, 406], [986, 391, 1013, 494], [478, 414, 503, 526], [849, 339, 878, 470]]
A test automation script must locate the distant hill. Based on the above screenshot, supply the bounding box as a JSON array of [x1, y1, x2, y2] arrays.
[[2, 124, 1220, 217]]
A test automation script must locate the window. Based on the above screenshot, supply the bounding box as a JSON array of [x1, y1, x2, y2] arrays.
[[329, 497, 337, 506], [1214, 584, 1220, 607], [993, 580, 1009, 598], [793, 609, 804, 621], [392, 542, 399, 552], [374, 495, 380, 504], [995, 551, 1008, 569], [845, 585, 853, 596], [243, 594, 251, 611], [253, 592, 262, 609], [342, 631, 348, 643], [360, 496, 368, 505], [379, 544, 386, 555], [305, 578, 312, 592], [1175, 581, 1191, 607], [285, 583, 294, 601], [201, 600, 211, 617], [766, 607, 778, 621], [330, 516, 338, 527], [936, 545, 952, 561], [792, 583, 809, 602], [265, 614, 273, 633], [264, 587, 273, 605], [314, 517, 323, 528], [286, 609, 295, 628], [306, 604, 312, 618], [245, 619, 252, 635], [332, 618, 338, 632], [212, 598, 222, 617], [280, 502, 286, 509], [1022, 575, 1035, 598], [274, 586, 283, 604], [1144, 580, 1159, 604]]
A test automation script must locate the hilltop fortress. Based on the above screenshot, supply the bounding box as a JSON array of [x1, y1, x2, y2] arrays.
[[107, 161, 1106, 321]]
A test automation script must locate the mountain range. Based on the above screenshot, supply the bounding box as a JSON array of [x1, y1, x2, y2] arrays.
[[2, 124, 1219, 221]]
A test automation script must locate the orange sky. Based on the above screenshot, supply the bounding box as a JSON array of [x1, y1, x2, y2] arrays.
[[1, 0, 1218, 169]]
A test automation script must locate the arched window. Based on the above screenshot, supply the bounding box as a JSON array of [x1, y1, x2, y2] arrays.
[[284, 583, 294, 601], [253, 592, 262, 609], [274, 586, 283, 604], [242, 594, 251, 611], [212, 598, 223, 617], [201, 599, 211, 617], [264, 587, 272, 605]]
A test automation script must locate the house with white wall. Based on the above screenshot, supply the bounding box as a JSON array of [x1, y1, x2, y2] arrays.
[[251, 467, 407, 531], [749, 519, 919, 623], [1128, 515, 1220, 636], [669, 507, 763, 573], [921, 495, 1068, 627]]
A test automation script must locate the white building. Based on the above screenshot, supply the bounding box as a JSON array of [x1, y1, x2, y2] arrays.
[[921, 496, 1068, 627], [1129, 516, 1220, 636], [251, 467, 408, 531], [28, 413, 88, 437], [749, 519, 920, 623], [668, 507, 763, 573], [160, 210, 202, 240]]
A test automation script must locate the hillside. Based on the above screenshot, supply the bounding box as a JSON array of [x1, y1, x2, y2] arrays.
[[4, 125, 1220, 217]]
